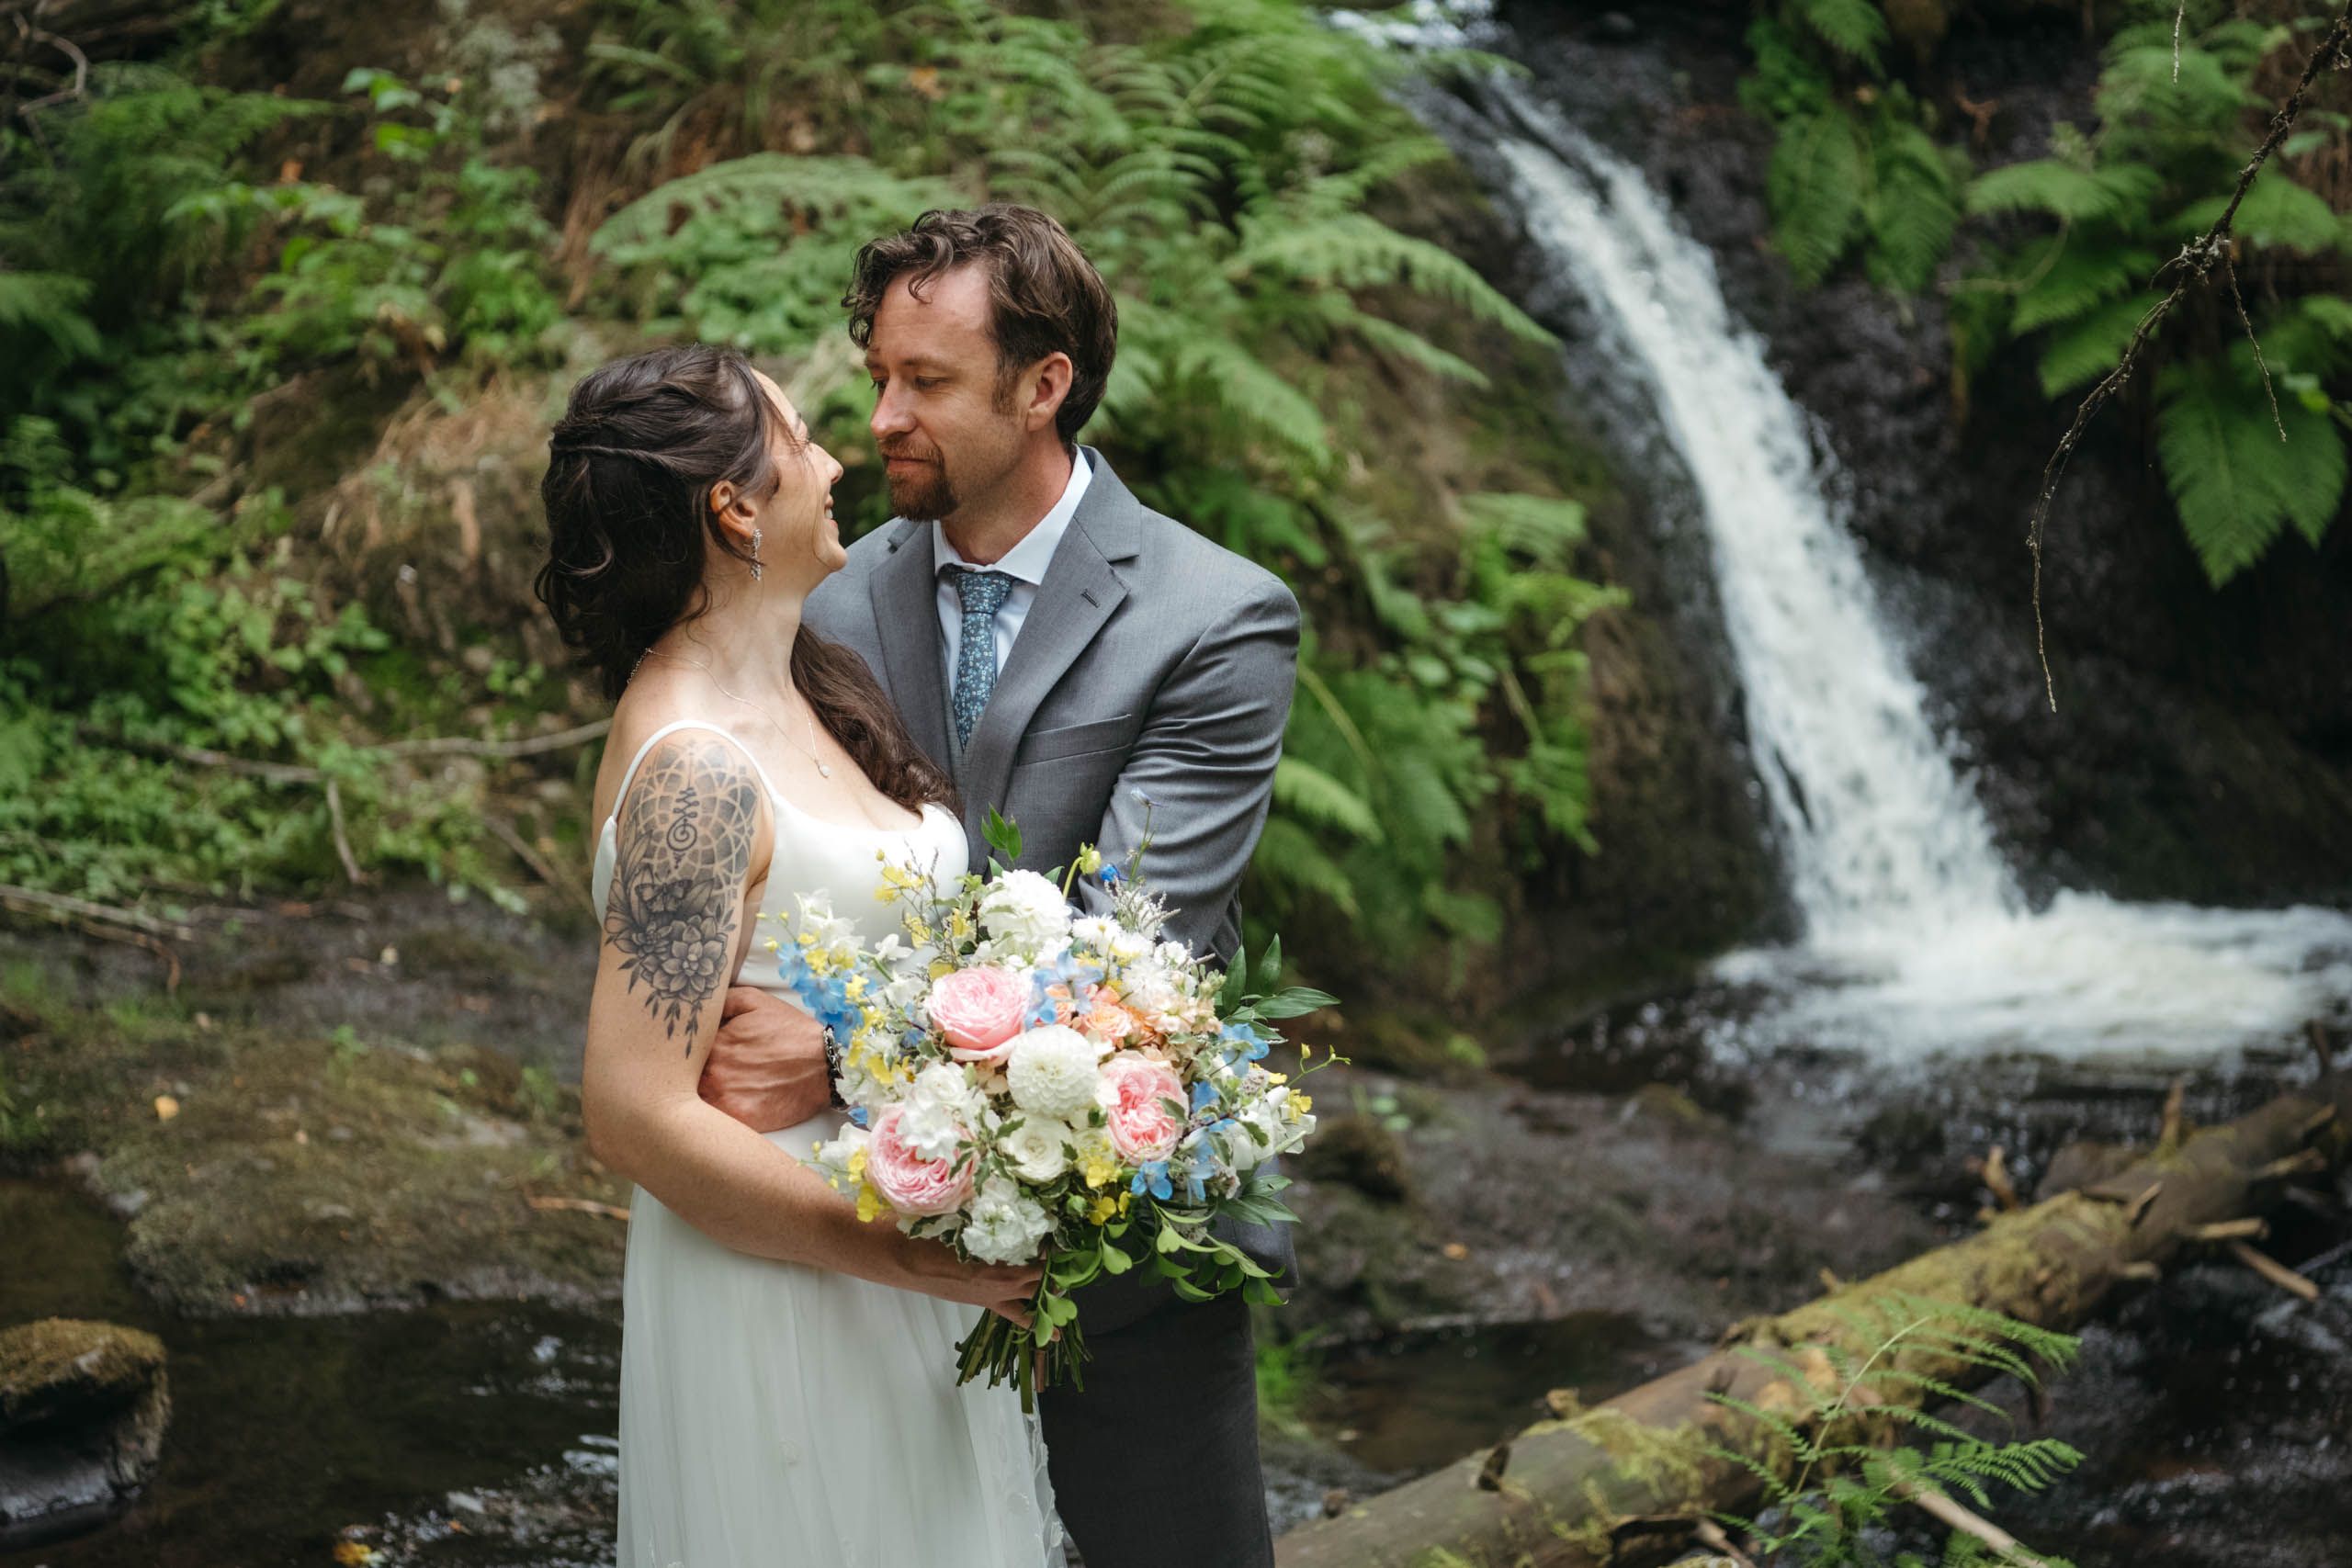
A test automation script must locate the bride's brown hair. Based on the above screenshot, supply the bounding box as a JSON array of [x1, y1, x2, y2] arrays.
[[535, 344, 954, 812]]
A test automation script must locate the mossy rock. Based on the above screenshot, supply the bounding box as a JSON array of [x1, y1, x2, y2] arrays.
[[0, 1319, 169, 1551], [1295, 1115, 1415, 1205], [0, 1319, 164, 1430]]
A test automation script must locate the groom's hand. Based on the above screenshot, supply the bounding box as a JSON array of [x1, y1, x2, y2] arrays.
[[697, 987, 832, 1133]]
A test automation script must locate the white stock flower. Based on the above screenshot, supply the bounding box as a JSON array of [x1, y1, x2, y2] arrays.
[[1228, 1088, 1310, 1170], [899, 1063, 982, 1160], [978, 869, 1072, 959], [960, 1176, 1050, 1265], [1005, 1024, 1103, 1122], [999, 1118, 1074, 1183]]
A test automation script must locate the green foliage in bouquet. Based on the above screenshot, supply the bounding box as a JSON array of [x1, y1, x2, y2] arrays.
[[1707, 1294, 2082, 1568], [791, 808, 1340, 1411]]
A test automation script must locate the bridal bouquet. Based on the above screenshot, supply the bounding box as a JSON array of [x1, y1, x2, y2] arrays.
[[768, 807, 1334, 1411]]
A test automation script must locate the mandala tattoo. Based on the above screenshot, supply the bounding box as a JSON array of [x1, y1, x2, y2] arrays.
[[603, 735, 762, 1049]]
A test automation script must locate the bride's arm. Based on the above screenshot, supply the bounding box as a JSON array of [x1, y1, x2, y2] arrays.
[[580, 730, 1034, 1317]]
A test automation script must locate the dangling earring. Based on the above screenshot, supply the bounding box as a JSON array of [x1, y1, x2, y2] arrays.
[[751, 526, 763, 582]]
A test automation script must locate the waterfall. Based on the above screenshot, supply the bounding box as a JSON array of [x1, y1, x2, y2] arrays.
[[1344, 3, 2352, 1060], [1490, 122, 2018, 944]]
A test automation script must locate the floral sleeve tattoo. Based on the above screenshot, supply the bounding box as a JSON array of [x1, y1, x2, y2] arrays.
[[604, 735, 762, 1050]]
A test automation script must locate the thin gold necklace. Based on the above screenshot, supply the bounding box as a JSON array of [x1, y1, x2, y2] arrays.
[[633, 650, 832, 779]]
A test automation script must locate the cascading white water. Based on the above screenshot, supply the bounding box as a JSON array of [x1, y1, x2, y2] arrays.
[[1339, 0, 2352, 1061], [1487, 89, 2352, 1060], [1492, 122, 2019, 944]]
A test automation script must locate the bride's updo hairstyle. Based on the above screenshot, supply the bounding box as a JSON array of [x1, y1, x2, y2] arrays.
[[537, 343, 953, 812]]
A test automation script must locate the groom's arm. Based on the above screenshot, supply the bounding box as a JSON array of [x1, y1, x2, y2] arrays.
[[1079, 573, 1299, 963]]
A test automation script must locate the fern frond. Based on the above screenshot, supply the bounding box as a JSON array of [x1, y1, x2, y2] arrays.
[[1792, 0, 1888, 71], [1272, 757, 1382, 842], [2034, 289, 2162, 399], [1769, 108, 1868, 285], [1965, 158, 2159, 225]]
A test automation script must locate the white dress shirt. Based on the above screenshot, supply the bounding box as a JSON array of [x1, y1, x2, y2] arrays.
[[931, 448, 1093, 683]]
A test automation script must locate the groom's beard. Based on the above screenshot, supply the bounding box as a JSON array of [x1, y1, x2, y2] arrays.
[[880, 446, 960, 522]]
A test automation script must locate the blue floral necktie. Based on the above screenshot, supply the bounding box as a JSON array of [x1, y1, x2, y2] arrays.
[[945, 567, 1015, 748]]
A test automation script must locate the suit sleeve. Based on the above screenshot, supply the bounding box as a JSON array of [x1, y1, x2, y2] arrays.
[[1078, 575, 1300, 963]]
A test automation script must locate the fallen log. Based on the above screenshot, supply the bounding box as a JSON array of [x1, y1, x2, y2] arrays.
[[1276, 1076, 2352, 1568]]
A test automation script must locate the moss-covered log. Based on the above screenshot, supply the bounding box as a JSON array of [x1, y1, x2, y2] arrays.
[[1276, 1076, 2352, 1568]]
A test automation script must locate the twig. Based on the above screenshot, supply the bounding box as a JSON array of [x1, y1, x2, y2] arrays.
[[526, 1194, 630, 1222], [1898, 1482, 2052, 1567], [0, 882, 195, 939], [323, 777, 365, 886], [1982, 1145, 2021, 1212], [2181, 1217, 2266, 1243], [2027, 2, 2352, 711], [2157, 1077, 2187, 1154], [2226, 1238, 2321, 1302], [380, 718, 613, 760], [2222, 254, 2287, 442], [2118, 1260, 2161, 1281], [1694, 1518, 1758, 1568], [483, 815, 596, 918], [2254, 1147, 2328, 1182], [2311, 1021, 2337, 1076], [2125, 1179, 2164, 1226]]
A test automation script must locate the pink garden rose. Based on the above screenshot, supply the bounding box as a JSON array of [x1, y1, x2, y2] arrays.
[[1097, 1054, 1185, 1164], [865, 1107, 976, 1217], [926, 965, 1031, 1066]]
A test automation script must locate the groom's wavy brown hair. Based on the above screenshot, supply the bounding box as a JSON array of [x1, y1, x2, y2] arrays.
[[536, 344, 955, 813], [843, 204, 1118, 446]]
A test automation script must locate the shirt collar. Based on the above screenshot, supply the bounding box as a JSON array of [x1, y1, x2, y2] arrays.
[[931, 448, 1094, 587]]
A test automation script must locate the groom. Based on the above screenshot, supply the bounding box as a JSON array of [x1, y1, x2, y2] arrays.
[[697, 204, 1300, 1567]]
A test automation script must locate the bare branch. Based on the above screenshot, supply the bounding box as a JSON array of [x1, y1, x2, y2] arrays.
[[2028, 4, 2352, 710]]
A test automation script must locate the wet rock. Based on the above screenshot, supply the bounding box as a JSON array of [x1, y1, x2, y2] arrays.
[[1295, 1115, 1415, 1205], [0, 1318, 169, 1550]]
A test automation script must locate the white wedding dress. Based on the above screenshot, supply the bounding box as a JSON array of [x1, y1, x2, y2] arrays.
[[593, 719, 1063, 1568]]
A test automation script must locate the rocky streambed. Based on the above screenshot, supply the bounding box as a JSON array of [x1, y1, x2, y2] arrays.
[[5, 909, 2350, 1565]]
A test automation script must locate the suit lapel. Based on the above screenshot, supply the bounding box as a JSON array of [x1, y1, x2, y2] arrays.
[[955, 452, 1138, 863], [866, 520, 953, 770]]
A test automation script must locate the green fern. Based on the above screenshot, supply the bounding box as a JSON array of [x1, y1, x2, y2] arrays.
[[1770, 108, 1869, 286], [1792, 0, 1889, 72], [2157, 354, 2346, 585], [1707, 1295, 2082, 1568]]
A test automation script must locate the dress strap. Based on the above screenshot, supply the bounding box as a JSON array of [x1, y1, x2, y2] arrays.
[[604, 718, 785, 829]]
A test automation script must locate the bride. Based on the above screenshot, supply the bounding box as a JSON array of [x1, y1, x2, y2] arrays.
[[537, 344, 1062, 1568]]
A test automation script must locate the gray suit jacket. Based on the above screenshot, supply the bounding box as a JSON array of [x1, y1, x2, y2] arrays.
[[805, 448, 1301, 1330]]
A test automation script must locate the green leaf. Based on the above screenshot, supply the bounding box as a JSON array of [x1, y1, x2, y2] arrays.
[[1792, 0, 1888, 71], [2034, 290, 2162, 399], [2008, 240, 2158, 335], [983, 807, 1023, 867], [2173, 174, 2343, 255], [1965, 159, 2158, 224], [1250, 986, 1339, 1021], [2156, 355, 2347, 584], [1272, 756, 1380, 842], [1769, 109, 1868, 285]]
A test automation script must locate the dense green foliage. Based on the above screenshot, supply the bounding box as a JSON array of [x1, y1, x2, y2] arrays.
[[0, 0, 1615, 982], [1711, 1295, 2082, 1567], [1744, 0, 2352, 584]]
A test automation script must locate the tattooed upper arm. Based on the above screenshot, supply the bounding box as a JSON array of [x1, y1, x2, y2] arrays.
[[601, 732, 763, 1052]]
